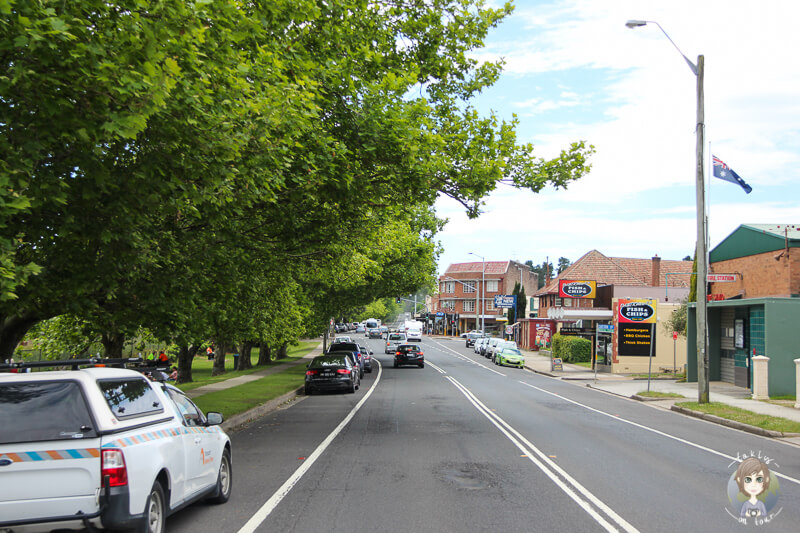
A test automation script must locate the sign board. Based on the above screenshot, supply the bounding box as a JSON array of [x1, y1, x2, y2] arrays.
[[734, 319, 745, 349], [596, 323, 614, 334], [672, 331, 678, 341], [552, 358, 563, 371], [617, 298, 657, 357], [494, 295, 516, 309], [505, 325, 514, 335], [558, 280, 597, 299], [707, 274, 737, 282]]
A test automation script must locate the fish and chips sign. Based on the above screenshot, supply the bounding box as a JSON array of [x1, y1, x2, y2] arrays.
[[617, 298, 657, 357], [558, 280, 597, 299]]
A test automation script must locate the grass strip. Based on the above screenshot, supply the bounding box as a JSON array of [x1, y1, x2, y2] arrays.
[[637, 391, 685, 398], [675, 401, 800, 434], [192, 364, 308, 419], [177, 340, 318, 392]]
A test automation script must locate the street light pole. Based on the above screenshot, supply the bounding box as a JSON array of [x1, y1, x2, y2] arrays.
[[469, 252, 486, 333], [626, 20, 709, 403]]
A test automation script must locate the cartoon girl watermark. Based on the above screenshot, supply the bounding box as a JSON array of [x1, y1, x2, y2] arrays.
[[726, 451, 782, 525]]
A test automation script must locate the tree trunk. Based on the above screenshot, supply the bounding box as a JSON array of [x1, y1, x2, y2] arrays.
[[257, 342, 271, 365], [212, 343, 228, 376], [101, 332, 125, 357], [176, 344, 196, 384], [238, 341, 254, 370], [0, 313, 41, 359], [276, 342, 288, 360]]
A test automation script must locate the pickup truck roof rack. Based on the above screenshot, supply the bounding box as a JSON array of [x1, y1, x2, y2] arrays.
[[0, 358, 172, 381]]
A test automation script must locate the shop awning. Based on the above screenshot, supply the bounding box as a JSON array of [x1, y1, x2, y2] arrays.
[[547, 308, 613, 320]]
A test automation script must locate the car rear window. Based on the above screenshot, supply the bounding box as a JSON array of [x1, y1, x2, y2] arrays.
[[309, 356, 349, 368], [0, 381, 98, 443], [388, 334, 404, 340], [97, 378, 164, 420]]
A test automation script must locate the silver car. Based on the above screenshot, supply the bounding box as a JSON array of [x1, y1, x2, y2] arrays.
[[385, 332, 407, 353]]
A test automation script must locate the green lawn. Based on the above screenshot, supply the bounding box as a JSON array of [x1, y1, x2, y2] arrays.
[[636, 390, 686, 398], [176, 340, 319, 392], [675, 401, 800, 434], [192, 364, 308, 419]]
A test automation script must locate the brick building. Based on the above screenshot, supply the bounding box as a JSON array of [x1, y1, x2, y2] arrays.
[[687, 224, 800, 395], [433, 260, 538, 335]]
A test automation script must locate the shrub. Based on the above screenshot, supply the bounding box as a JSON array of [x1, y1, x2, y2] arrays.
[[552, 333, 591, 363]]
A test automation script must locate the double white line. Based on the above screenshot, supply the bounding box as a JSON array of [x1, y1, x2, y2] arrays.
[[446, 375, 639, 533]]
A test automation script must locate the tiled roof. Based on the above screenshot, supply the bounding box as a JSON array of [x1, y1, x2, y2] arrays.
[[533, 250, 693, 296], [444, 261, 510, 275]]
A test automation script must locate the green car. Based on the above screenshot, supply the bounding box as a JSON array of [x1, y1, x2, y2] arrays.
[[494, 347, 525, 368]]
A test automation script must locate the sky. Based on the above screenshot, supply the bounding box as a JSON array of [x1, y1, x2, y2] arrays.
[[434, 0, 800, 274]]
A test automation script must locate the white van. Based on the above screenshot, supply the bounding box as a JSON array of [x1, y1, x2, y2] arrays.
[[406, 327, 422, 342]]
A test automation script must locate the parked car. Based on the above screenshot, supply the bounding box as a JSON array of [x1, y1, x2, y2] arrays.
[[385, 332, 408, 353], [305, 354, 360, 394], [484, 337, 504, 358], [393, 344, 424, 368], [474, 336, 490, 354], [0, 359, 232, 533], [460, 329, 483, 338], [490, 340, 518, 362], [326, 342, 365, 378], [332, 335, 353, 344], [494, 346, 525, 368], [358, 344, 374, 373], [465, 331, 486, 347]]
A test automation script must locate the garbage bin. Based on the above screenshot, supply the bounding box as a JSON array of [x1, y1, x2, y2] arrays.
[[232, 353, 240, 370]]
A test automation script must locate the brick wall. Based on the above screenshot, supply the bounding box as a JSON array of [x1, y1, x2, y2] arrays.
[[711, 250, 800, 298]]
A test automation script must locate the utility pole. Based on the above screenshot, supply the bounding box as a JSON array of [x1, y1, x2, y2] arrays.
[[695, 55, 709, 404]]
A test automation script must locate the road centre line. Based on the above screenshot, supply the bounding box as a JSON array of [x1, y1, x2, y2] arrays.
[[428, 338, 506, 376], [517, 381, 800, 487], [427, 361, 447, 374], [446, 375, 638, 533], [237, 360, 383, 533]]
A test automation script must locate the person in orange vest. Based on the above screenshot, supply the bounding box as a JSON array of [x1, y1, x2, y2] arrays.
[[158, 351, 169, 363]]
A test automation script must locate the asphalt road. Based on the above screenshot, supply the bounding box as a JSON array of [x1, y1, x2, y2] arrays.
[[168, 335, 800, 532]]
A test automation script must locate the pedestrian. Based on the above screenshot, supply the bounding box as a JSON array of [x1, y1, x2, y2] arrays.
[[168, 366, 178, 381], [158, 351, 169, 364]]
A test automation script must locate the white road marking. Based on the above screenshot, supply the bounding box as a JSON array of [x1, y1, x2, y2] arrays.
[[517, 381, 800, 487], [427, 361, 447, 374], [447, 375, 638, 533], [237, 360, 383, 533], [428, 337, 506, 376]]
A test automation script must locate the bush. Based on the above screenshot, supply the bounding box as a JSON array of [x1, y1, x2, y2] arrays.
[[551, 333, 591, 363]]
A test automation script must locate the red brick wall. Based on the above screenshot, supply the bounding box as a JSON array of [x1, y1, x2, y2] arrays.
[[710, 250, 800, 298]]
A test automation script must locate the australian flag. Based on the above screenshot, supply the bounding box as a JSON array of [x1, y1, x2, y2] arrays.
[[712, 155, 752, 194]]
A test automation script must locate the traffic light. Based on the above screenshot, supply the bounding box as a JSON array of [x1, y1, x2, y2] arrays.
[[396, 297, 402, 303]]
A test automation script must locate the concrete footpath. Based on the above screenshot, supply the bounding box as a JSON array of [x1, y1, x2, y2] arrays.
[[185, 341, 324, 399], [520, 348, 800, 442]]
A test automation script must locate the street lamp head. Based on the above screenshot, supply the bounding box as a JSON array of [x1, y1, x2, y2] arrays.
[[625, 20, 647, 28]]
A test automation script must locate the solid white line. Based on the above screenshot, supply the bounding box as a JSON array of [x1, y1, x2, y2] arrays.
[[237, 360, 383, 533], [427, 361, 446, 374], [428, 338, 506, 376], [517, 381, 800, 487], [446, 376, 637, 533]]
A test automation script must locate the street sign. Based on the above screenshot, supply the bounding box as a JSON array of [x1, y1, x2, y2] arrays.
[[672, 331, 678, 340], [552, 358, 563, 371], [558, 280, 597, 299]]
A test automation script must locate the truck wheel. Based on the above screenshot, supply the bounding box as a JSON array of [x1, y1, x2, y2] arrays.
[[207, 450, 232, 504], [136, 481, 166, 533]]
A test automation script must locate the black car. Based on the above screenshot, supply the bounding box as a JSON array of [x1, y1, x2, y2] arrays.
[[465, 331, 486, 347], [326, 342, 365, 378], [358, 344, 374, 373], [305, 354, 359, 394], [367, 327, 382, 339], [393, 343, 424, 368]]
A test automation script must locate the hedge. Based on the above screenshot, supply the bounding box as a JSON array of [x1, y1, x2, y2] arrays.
[[551, 333, 591, 363]]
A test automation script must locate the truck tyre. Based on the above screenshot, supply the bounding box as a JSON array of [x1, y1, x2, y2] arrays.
[[136, 481, 166, 533], [207, 449, 232, 504]]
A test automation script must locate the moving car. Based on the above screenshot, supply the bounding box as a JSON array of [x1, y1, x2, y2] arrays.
[[305, 354, 360, 394], [393, 344, 424, 368], [494, 346, 525, 368], [358, 344, 374, 373], [0, 359, 232, 533], [385, 332, 407, 353], [406, 327, 422, 342], [368, 327, 383, 339]]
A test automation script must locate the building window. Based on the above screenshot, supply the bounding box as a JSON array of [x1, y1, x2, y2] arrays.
[[463, 300, 475, 312], [442, 300, 455, 310], [444, 281, 455, 294], [486, 299, 495, 310], [486, 279, 498, 292], [463, 281, 476, 293]]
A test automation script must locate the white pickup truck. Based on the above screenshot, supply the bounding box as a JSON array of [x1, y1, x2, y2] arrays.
[[0, 360, 232, 533]]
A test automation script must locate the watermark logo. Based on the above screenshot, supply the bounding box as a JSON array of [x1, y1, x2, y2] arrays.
[[725, 451, 782, 525]]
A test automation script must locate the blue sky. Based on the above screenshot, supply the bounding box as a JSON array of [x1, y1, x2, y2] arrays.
[[435, 0, 800, 273]]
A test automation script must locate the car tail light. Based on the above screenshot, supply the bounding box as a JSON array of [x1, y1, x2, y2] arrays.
[[101, 449, 128, 487], [306, 369, 319, 376], [418, 352, 424, 356], [396, 351, 402, 356], [336, 369, 350, 375]]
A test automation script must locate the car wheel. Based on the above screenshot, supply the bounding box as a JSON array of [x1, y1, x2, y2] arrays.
[[305, 386, 312, 395], [207, 449, 232, 504], [419, 363, 424, 368], [135, 481, 166, 533], [393, 360, 398, 368], [360, 369, 364, 379], [349, 380, 356, 394]]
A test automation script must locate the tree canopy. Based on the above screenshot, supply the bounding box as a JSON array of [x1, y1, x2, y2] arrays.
[[1, 0, 593, 362]]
